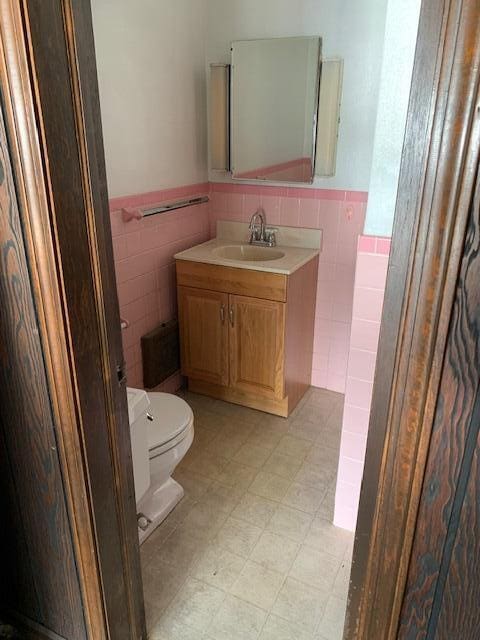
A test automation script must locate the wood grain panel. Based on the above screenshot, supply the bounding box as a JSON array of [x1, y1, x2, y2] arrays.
[[229, 295, 286, 400], [0, 102, 86, 637], [178, 286, 229, 386], [0, 1, 113, 636], [64, 2, 146, 635], [398, 163, 480, 638], [23, 1, 145, 637], [285, 256, 318, 412], [436, 419, 480, 639], [347, 0, 480, 636], [0, 417, 39, 621], [176, 259, 287, 302]]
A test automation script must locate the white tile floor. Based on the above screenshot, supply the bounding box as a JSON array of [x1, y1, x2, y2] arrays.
[[141, 387, 353, 640]]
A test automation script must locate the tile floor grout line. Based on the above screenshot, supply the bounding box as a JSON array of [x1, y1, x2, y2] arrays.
[[142, 386, 352, 640]]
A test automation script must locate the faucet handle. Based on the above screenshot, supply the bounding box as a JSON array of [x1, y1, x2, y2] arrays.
[[264, 227, 278, 246]]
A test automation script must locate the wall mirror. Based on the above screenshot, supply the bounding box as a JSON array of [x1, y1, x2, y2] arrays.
[[230, 36, 322, 184]]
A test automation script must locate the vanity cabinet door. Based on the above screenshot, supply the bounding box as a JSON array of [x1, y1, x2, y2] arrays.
[[229, 295, 285, 399], [178, 286, 229, 386]]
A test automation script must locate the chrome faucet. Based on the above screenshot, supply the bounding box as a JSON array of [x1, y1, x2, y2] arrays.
[[248, 209, 277, 247], [249, 209, 266, 243]]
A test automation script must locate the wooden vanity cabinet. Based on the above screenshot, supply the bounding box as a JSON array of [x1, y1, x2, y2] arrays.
[[177, 287, 229, 387], [176, 257, 318, 417], [229, 295, 286, 400]]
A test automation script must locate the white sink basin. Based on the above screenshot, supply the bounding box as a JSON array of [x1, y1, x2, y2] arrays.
[[213, 245, 285, 262]]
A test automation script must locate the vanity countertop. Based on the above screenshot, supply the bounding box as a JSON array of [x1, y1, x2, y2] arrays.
[[174, 221, 322, 276]]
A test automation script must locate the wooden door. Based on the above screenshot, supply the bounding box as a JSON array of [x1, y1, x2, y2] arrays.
[[397, 161, 480, 639], [0, 93, 86, 640], [346, 0, 480, 638], [178, 286, 229, 386], [0, 1, 145, 638], [229, 294, 285, 399]]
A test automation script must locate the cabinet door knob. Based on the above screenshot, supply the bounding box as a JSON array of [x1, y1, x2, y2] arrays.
[[229, 306, 234, 327], [220, 304, 226, 324]]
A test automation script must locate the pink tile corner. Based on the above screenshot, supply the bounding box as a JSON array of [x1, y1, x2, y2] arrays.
[[358, 235, 376, 253], [333, 503, 358, 531]]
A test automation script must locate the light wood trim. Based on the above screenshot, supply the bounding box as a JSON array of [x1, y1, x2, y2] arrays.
[[229, 294, 286, 400], [189, 378, 290, 418], [0, 1, 106, 636], [176, 259, 287, 302], [284, 256, 318, 413], [347, 0, 480, 637]]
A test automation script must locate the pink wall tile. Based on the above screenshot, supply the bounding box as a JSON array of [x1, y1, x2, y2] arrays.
[[111, 183, 209, 390], [345, 190, 368, 203], [112, 183, 372, 399], [335, 480, 362, 510], [318, 202, 340, 264], [326, 371, 347, 394], [315, 281, 335, 320], [355, 253, 390, 289], [312, 350, 329, 371], [342, 404, 371, 436], [260, 194, 281, 224], [358, 235, 376, 253], [334, 235, 390, 531], [339, 202, 365, 239], [338, 457, 365, 486], [279, 197, 300, 226], [299, 198, 320, 228], [344, 377, 374, 411], [317, 262, 336, 283], [311, 369, 328, 389], [334, 504, 358, 531], [339, 430, 368, 462], [314, 188, 346, 201], [352, 286, 386, 323], [226, 193, 245, 218], [243, 193, 262, 220], [112, 236, 128, 261], [350, 318, 381, 351], [347, 348, 377, 382], [376, 237, 392, 254]]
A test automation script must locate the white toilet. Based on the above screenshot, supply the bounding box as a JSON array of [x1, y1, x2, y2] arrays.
[[127, 387, 194, 544]]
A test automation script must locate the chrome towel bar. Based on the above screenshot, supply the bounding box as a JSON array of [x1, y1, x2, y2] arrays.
[[122, 195, 209, 222]]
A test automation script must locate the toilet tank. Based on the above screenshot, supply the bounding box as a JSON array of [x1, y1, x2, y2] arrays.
[[126, 387, 151, 504]]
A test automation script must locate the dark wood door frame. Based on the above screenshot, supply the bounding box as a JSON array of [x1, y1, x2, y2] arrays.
[[346, 0, 480, 637], [0, 1, 145, 638], [0, 0, 479, 638]]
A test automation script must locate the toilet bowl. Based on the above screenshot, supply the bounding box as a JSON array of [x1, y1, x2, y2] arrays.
[[127, 387, 194, 544]]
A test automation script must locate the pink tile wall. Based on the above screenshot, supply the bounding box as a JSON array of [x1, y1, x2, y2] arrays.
[[334, 235, 391, 531], [109, 180, 369, 397], [209, 182, 367, 393], [110, 184, 210, 388]]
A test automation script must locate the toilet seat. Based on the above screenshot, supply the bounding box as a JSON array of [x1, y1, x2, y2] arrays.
[[147, 392, 194, 458]]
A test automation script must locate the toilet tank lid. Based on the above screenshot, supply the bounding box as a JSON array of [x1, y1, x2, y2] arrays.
[[147, 392, 193, 449], [126, 387, 150, 425]]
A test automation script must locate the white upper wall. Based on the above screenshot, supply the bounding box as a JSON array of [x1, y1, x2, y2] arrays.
[[91, 0, 391, 198], [364, 0, 422, 237], [91, 0, 208, 199], [206, 0, 389, 191]]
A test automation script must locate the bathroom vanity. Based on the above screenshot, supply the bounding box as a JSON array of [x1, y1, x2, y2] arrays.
[[175, 222, 320, 417]]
